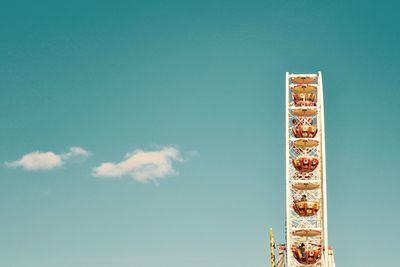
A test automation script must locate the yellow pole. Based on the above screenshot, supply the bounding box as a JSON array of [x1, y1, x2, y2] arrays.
[[269, 228, 276, 267]]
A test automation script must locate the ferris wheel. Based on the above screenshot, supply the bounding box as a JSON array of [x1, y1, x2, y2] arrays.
[[269, 72, 336, 267]]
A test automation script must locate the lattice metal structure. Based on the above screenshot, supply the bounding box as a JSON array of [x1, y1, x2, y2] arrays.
[[269, 72, 336, 267]]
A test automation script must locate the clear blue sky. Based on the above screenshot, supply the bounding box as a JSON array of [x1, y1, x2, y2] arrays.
[[1, 1, 399, 266]]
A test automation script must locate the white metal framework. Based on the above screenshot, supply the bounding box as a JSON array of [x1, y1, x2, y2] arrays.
[[283, 72, 334, 267]]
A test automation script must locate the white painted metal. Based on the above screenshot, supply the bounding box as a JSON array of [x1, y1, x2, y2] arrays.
[[318, 72, 329, 265], [288, 73, 318, 78], [285, 72, 333, 267], [285, 72, 291, 267], [328, 247, 336, 267]]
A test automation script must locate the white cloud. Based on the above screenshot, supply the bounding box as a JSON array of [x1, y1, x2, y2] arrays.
[[92, 147, 183, 183], [61, 146, 91, 160], [5, 151, 63, 170], [5, 147, 91, 171]]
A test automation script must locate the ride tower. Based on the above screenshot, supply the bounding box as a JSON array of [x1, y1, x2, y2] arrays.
[[270, 72, 336, 267]]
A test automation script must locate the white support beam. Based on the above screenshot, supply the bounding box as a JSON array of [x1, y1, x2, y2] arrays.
[[318, 71, 329, 265], [285, 71, 292, 266], [288, 73, 319, 78]]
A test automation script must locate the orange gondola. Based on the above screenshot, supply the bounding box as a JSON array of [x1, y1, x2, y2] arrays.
[[292, 229, 321, 237], [292, 157, 319, 172], [291, 76, 317, 84], [292, 125, 318, 138], [293, 139, 319, 148], [293, 93, 317, 107], [291, 244, 321, 265], [292, 182, 320, 190], [291, 108, 318, 117], [292, 85, 317, 94], [293, 200, 319, 216]]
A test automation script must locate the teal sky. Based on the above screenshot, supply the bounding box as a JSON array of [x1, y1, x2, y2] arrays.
[[1, 1, 399, 266]]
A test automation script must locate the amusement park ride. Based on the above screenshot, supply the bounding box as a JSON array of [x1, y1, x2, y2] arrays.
[[269, 72, 336, 267]]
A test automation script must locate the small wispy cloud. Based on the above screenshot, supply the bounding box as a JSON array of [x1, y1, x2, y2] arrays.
[[5, 147, 91, 171], [61, 147, 91, 160], [92, 146, 183, 183]]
